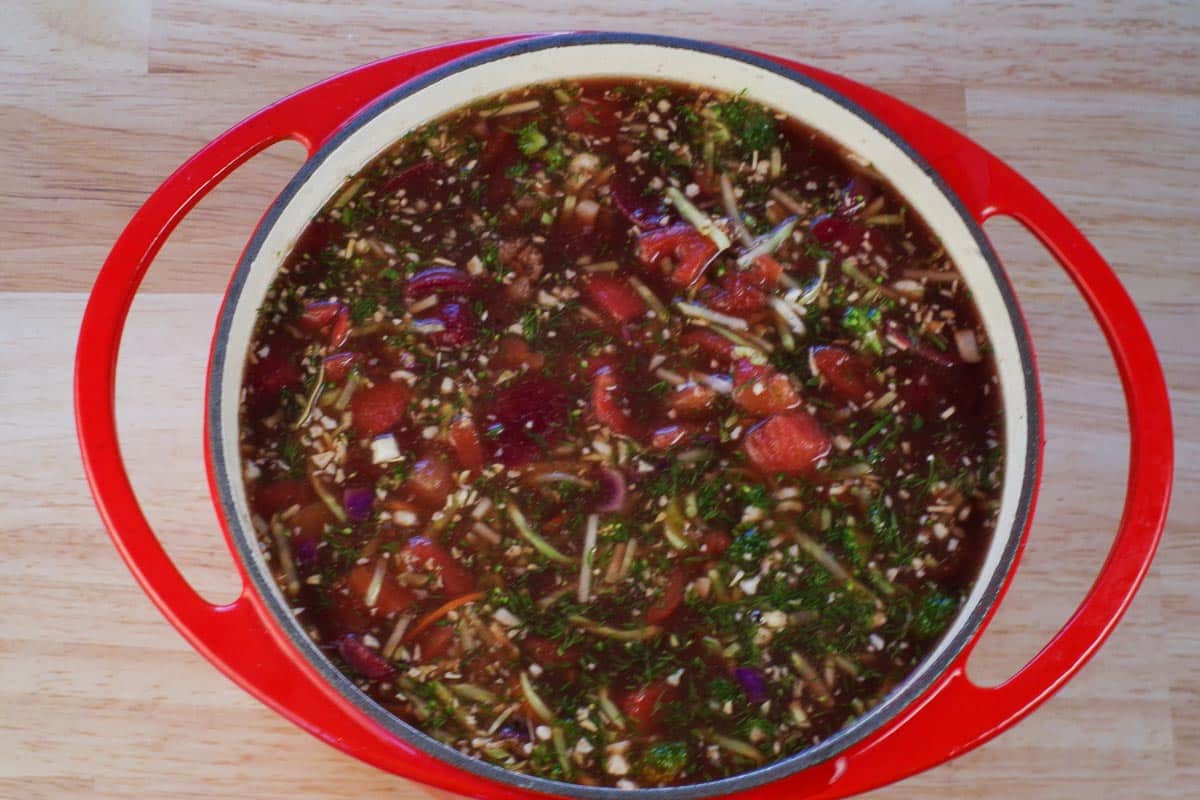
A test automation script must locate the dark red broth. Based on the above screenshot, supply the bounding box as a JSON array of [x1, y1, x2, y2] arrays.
[[239, 79, 1004, 787]]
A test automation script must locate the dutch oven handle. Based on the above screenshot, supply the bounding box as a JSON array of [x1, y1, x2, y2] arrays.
[[75, 37, 560, 800], [763, 65, 1174, 797]]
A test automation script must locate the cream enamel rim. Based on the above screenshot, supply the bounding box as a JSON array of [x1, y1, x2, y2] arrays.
[[208, 33, 1038, 799]]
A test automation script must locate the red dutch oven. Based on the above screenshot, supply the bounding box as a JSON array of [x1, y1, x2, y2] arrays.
[[76, 33, 1173, 800]]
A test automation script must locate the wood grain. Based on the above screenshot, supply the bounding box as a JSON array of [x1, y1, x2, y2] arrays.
[[1, 3, 1195, 798]]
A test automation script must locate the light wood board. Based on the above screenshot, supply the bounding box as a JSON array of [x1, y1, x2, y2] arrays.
[[1, 3, 1196, 798]]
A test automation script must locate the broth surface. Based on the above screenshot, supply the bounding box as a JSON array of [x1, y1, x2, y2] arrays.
[[239, 79, 1003, 787]]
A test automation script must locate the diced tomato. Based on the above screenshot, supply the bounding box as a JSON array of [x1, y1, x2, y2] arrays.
[[650, 423, 696, 451], [679, 327, 736, 365], [636, 224, 718, 288], [591, 367, 642, 439], [583, 273, 648, 324], [731, 360, 802, 416], [346, 558, 418, 617], [809, 345, 880, 405], [448, 416, 485, 474], [743, 412, 832, 476], [254, 479, 314, 517], [298, 300, 345, 331], [667, 383, 718, 419], [284, 501, 335, 541], [619, 682, 679, 734], [707, 272, 767, 317], [322, 352, 359, 383], [415, 625, 456, 662], [564, 97, 621, 135], [405, 457, 454, 508], [495, 334, 547, 371], [645, 568, 686, 624], [349, 380, 411, 437], [523, 635, 582, 668], [398, 537, 476, 597], [247, 345, 302, 414], [748, 254, 784, 288], [702, 530, 732, 556], [329, 308, 350, 348], [732, 359, 770, 385]]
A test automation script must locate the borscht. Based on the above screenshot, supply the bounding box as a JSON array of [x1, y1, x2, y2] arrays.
[[238, 78, 1004, 787]]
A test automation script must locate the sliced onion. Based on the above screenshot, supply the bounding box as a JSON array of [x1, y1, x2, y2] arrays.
[[955, 328, 982, 363], [734, 666, 769, 704], [595, 467, 628, 513], [343, 486, 374, 522]]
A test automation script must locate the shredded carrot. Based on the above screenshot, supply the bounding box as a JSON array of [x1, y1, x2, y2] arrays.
[[405, 591, 485, 642]]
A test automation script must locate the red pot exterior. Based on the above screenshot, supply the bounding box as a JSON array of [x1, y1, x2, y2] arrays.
[[76, 34, 1173, 800]]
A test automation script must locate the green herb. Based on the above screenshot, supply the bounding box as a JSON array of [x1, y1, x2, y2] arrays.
[[842, 306, 881, 337], [349, 294, 377, 323], [737, 484, 773, 509], [520, 308, 541, 341], [713, 92, 777, 155], [506, 161, 529, 179], [518, 123, 548, 156], [912, 591, 958, 639], [639, 741, 689, 784], [727, 528, 768, 564]]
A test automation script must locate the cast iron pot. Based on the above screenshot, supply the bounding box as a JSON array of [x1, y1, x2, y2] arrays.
[[76, 33, 1173, 800]]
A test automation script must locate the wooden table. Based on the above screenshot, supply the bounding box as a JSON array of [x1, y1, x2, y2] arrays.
[[2, 3, 1195, 798]]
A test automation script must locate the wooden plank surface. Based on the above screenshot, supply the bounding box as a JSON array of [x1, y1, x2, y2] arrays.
[[1, 2, 1195, 798]]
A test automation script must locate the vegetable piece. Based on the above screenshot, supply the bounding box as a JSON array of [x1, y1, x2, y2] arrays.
[[719, 172, 754, 247], [349, 380, 411, 437], [298, 300, 347, 332], [582, 273, 648, 324], [591, 366, 642, 439], [405, 591, 485, 642], [416, 625, 456, 662], [611, 169, 671, 230], [619, 682, 678, 734], [637, 224, 720, 288], [405, 457, 454, 508], [680, 327, 737, 364], [421, 301, 480, 348], [595, 467, 629, 513], [731, 360, 802, 416], [667, 382, 718, 419], [517, 123, 547, 155], [398, 537, 477, 596], [639, 741, 689, 784], [336, 634, 395, 680], [734, 666, 769, 704], [743, 412, 832, 475], [406, 267, 479, 302], [448, 415, 485, 474], [736, 216, 798, 268], [578, 514, 599, 603], [650, 423, 696, 451], [567, 616, 662, 641], [506, 502, 575, 565], [709, 732, 765, 763], [322, 352, 359, 383], [674, 300, 749, 331], [665, 186, 732, 251], [342, 486, 373, 522], [955, 328, 982, 363], [809, 345, 880, 404], [520, 671, 556, 724], [644, 568, 686, 624], [309, 473, 347, 523]]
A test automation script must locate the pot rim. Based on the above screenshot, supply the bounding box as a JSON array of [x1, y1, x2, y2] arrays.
[[206, 32, 1040, 799]]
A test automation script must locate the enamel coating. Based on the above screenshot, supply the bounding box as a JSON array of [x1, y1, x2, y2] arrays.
[[75, 33, 1173, 800]]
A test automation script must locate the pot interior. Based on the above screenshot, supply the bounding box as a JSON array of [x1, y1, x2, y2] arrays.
[[208, 33, 1038, 799]]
